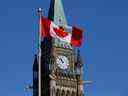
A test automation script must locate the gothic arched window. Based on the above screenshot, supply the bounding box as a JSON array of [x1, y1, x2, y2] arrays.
[[56, 89, 60, 96], [66, 90, 70, 96], [61, 90, 65, 96], [71, 91, 75, 96]]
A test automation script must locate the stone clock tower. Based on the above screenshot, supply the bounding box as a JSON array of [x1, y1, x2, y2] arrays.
[[32, 0, 84, 96]]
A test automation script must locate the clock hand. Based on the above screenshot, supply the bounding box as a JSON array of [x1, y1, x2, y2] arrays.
[[59, 58, 64, 63]]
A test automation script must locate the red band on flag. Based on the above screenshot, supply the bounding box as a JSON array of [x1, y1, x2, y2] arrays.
[[40, 17, 51, 38], [71, 26, 83, 47]]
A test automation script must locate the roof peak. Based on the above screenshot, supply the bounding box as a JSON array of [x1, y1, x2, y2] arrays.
[[48, 0, 67, 26]]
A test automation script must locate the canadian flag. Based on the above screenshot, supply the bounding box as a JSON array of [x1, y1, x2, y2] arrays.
[[40, 16, 83, 47]]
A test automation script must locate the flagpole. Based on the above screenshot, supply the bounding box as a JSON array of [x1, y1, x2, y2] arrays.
[[37, 8, 42, 96]]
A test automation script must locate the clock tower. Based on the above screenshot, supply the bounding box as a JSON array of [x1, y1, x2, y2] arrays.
[[32, 0, 84, 96]]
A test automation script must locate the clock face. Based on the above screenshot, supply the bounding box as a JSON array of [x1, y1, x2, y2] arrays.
[[56, 55, 69, 69]]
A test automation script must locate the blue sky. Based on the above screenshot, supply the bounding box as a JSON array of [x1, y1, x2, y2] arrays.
[[0, 0, 128, 96]]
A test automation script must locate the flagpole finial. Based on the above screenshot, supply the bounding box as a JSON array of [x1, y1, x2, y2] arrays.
[[37, 8, 44, 16]]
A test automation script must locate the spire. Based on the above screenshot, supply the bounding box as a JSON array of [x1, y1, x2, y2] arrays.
[[33, 54, 38, 71], [77, 49, 83, 68], [48, 0, 55, 21], [48, 0, 67, 26]]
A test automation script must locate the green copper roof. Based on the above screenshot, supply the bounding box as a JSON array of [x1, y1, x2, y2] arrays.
[[48, 0, 67, 26]]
